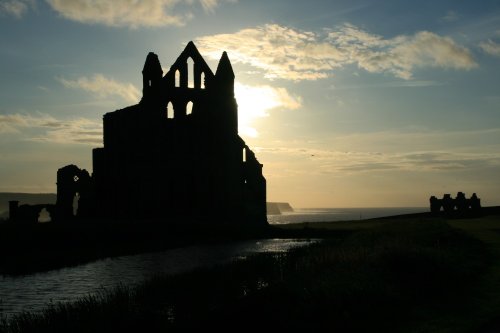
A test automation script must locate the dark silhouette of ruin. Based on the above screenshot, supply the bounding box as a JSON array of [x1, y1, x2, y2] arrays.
[[8, 200, 55, 224], [429, 192, 481, 216], [56, 164, 94, 219], [9, 42, 267, 226]]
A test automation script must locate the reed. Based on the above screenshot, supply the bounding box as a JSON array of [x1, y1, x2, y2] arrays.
[[0, 218, 491, 332]]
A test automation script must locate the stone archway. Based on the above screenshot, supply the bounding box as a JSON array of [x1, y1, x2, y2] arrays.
[[55, 164, 92, 221], [38, 207, 50, 222], [9, 203, 56, 224]]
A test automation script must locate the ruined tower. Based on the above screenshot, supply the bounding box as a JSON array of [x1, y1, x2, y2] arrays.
[[86, 42, 267, 226]]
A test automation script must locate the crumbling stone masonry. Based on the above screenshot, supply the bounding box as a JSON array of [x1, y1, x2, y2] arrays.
[[429, 192, 481, 215], [55, 42, 267, 226]]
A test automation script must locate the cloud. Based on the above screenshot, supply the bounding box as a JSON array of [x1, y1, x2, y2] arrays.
[[46, 0, 231, 28], [328, 25, 477, 79], [0, 113, 32, 133], [0, 113, 102, 144], [195, 23, 477, 81], [234, 82, 301, 137], [479, 39, 500, 57], [0, 0, 33, 18], [196, 24, 343, 81], [199, 0, 225, 13], [441, 10, 460, 23], [331, 151, 500, 173], [330, 80, 443, 90], [255, 128, 500, 176], [263, 146, 500, 175], [364, 30, 477, 79], [58, 74, 140, 103]]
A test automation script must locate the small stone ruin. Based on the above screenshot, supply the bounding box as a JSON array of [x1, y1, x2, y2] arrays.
[[429, 192, 481, 215]]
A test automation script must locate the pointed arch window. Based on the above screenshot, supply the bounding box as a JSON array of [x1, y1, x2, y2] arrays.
[[167, 102, 174, 119], [200, 72, 205, 89], [175, 70, 180, 87], [186, 101, 193, 115], [187, 57, 194, 88]]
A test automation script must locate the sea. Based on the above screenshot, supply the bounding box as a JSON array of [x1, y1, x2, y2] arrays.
[[267, 207, 428, 224]]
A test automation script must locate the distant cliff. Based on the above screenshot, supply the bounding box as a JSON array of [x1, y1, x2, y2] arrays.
[[267, 202, 294, 215]]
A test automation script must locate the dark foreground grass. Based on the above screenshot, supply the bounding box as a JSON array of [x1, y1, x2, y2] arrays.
[[0, 220, 346, 275], [0, 218, 492, 332]]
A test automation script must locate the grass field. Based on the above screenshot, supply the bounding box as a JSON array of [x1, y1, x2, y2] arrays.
[[2, 215, 500, 332]]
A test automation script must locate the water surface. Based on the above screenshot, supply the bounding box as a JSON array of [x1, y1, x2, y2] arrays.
[[0, 238, 314, 318], [268, 207, 427, 224]]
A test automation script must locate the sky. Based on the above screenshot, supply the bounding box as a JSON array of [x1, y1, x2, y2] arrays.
[[1, 0, 500, 208]]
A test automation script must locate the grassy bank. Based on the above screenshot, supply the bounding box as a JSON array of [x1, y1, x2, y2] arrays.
[[1, 217, 495, 332], [0, 219, 349, 276]]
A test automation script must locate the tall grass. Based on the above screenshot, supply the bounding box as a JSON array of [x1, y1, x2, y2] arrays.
[[0, 219, 491, 332]]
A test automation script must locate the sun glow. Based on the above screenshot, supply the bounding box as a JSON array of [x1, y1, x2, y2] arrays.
[[234, 82, 301, 137]]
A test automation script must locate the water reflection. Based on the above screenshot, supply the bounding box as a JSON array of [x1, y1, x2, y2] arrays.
[[0, 239, 314, 318]]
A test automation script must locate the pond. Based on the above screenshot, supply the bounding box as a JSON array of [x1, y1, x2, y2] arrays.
[[0, 238, 315, 318]]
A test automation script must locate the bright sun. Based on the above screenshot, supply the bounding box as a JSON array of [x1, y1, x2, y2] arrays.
[[234, 82, 300, 138]]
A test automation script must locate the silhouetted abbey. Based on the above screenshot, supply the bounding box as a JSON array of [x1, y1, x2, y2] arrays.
[[429, 192, 481, 216], [10, 42, 267, 226]]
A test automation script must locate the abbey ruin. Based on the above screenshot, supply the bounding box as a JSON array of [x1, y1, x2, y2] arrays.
[[10, 42, 268, 226]]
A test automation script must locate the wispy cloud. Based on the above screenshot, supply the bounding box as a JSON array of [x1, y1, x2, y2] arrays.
[[46, 0, 232, 28], [235, 82, 301, 137], [380, 80, 444, 88], [0, 113, 102, 144], [330, 80, 444, 90], [199, 0, 227, 13], [196, 23, 477, 81], [255, 128, 500, 176], [340, 29, 477, 79], [479, 39, 500, 57], [328, 151, 500, 174], [196, 24, 343, 81], [58, 74, 140, 103], [441, 10, 461, 23], [261, 146, 500, 176], [0, 0, 33, 18]]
